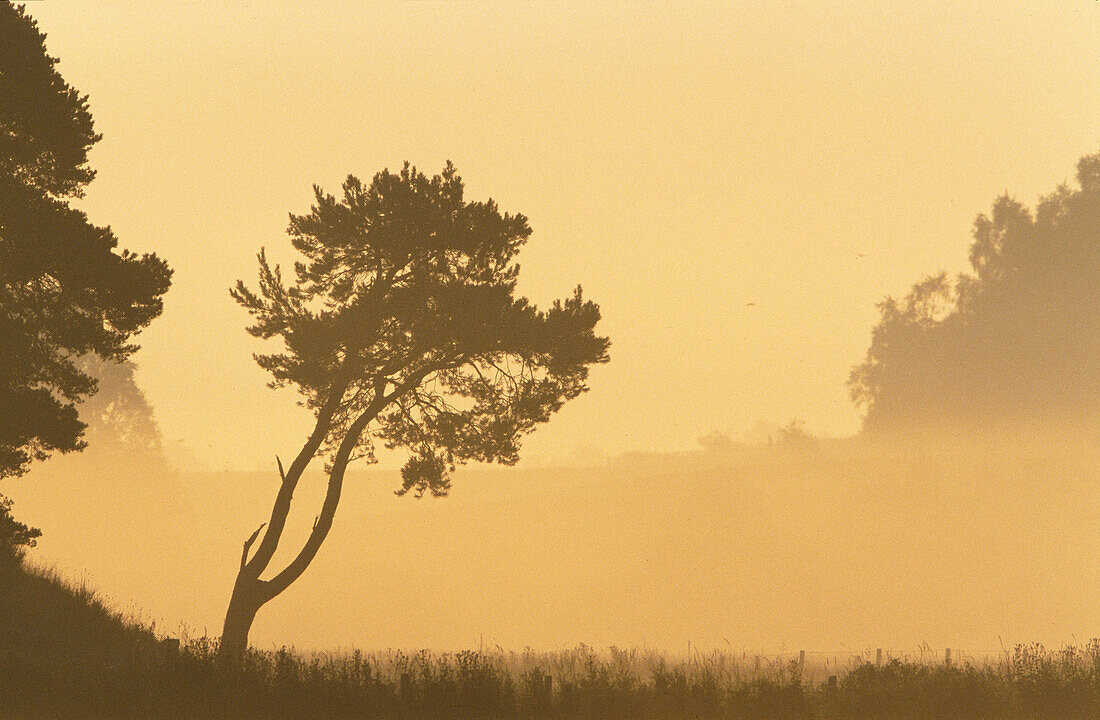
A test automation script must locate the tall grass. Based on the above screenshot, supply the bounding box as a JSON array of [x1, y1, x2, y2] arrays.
[[4, 550, 1100, 719]]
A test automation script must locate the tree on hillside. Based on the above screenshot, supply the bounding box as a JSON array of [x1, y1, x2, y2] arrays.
[[221, 163, 610, 662], [849, 152, 1100, 436], [0, 2, 172, 543]]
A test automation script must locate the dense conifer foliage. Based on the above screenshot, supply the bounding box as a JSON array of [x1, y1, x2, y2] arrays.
[[0, 2, 172, 480], [0, 1, 171, 546]]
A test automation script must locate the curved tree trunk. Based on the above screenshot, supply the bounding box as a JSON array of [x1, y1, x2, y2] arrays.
[[217, 411, 370, 664], [219, 575, 265, 664], [216, 375, 418, 665], [215, 384, 352, 665]]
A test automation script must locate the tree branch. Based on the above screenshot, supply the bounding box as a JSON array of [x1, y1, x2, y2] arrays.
[[240, 523, 267, 571], [261, 402, 381, 600], [242, 380, 347, 578], [260, 365, 445, 601], [397, 399, 430, 444]]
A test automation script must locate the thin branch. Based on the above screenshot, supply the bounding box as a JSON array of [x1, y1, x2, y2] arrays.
[[241, 523, 267, 571], [397, 400, 430, 444], [410, 388, 456, 416], [486, 358, 521, 388]]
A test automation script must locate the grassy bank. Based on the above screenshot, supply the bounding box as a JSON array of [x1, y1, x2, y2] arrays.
[[3, 550, 1100, 719]]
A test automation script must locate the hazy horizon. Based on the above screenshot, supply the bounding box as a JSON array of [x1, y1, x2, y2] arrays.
[[11, 437, 1100, 655]]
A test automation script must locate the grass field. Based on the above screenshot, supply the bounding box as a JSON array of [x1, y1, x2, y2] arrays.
[[4, 543, 1100, 719]]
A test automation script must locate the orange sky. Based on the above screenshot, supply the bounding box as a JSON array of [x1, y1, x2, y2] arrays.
[[26, 1, 1100, 469]]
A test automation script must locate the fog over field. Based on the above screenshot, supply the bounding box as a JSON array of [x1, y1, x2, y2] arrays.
[[10, 431, 1100, 654]]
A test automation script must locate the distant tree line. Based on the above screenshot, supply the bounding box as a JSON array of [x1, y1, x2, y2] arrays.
[[850, 153, 1100, 437]]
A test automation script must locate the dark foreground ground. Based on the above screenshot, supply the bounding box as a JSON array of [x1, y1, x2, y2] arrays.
[[3, 548, 1100, 720]]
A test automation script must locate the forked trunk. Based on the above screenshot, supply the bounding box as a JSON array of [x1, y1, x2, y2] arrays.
[[216, 384, 394, 665]]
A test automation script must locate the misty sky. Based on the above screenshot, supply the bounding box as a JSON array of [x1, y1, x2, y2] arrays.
[[26, 1, 1100, 470]]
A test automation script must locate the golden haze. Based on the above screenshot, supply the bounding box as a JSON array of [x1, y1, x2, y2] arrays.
[[8, 1, 1100, 656]]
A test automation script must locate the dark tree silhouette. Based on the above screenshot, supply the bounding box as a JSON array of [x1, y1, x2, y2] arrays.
[[0, 2, 172, 540], [850, 152, 1100, 437], [0, 494, 39, 562], [220, 163, 610, 661]]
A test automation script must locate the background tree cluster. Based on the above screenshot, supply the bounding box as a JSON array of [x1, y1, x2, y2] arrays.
[[0, 2, 171, 548], [40, 354, 172, 480], [850, 153, 1100, 437]]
